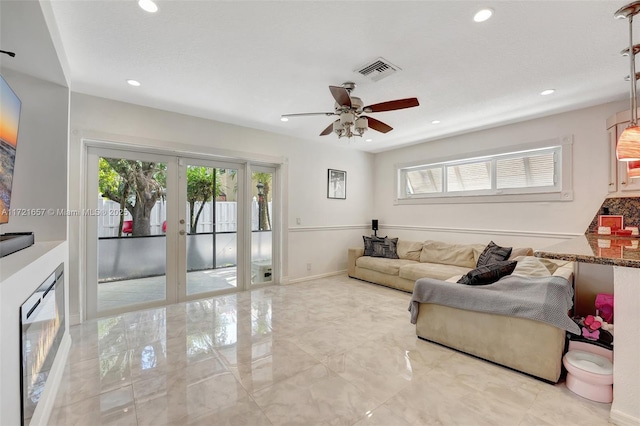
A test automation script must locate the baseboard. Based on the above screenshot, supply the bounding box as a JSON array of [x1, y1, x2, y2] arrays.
[[610, 409, 640, 426], [286, 270, 346, 284], [30, 332, 71, 426], [69, 313, 81, 326]]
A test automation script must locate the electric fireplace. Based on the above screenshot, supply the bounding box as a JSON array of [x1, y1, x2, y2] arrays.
[[20, 263, 64, 426]]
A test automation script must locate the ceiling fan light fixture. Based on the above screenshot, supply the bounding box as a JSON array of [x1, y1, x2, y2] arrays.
[[340, 111, 355, 127], [282, 83, 418, 140], [355, 117, 368, 136], [473, 8, 494, 23]]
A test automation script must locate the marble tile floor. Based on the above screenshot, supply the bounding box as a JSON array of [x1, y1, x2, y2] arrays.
[[51, 275, 613, 426]]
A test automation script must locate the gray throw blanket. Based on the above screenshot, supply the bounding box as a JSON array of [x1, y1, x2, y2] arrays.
[[408, 275, 581, 334]]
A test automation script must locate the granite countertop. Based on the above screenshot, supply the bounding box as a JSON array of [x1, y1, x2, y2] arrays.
[[535, 234, 640, 268]]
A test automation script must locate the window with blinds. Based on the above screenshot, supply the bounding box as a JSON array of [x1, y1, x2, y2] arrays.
[[399, 146, 561, 199]]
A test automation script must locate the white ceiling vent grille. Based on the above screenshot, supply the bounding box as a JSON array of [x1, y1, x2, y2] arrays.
[[355, 57, 401, 82]]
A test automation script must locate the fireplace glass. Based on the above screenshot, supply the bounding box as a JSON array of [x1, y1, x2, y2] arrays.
[[20, 263, 65, 426]]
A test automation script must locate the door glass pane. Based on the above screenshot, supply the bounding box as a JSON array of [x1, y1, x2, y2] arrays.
[[97, 157, 167, 312], [251, 171, 273, 285], [186, 165, 238, 296]]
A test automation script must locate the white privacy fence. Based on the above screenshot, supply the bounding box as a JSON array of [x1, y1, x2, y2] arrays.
[[98, 197, 270, 237]]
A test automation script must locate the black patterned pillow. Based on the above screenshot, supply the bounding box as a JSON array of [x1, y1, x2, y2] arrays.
[[363, 236, 399, 259], [476, 241, 513, 267], [457, 260, 517, 286], [363, 235, 384, 256]]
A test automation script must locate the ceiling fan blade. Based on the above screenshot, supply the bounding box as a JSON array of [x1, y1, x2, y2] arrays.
[[281, 112, 335, 118], [320, 120, 338, 136], [329, 85, 352, 107], [364, 98, 419, 113], [365, 116, 393, 133]]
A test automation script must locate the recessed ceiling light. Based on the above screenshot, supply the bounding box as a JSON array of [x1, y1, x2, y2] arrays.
[[474, 8, 493, 23], [540, 89, 555, 96], [127, 79, 141, 87], [365, 138, 373, 142], [138, 0, 158, 13], [280, 116, 289, 122], [431, 120, 441, 124]]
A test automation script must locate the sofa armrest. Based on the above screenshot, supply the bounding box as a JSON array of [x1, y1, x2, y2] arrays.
[[348, 247, 364, 277], [553, 261, 575, 282]]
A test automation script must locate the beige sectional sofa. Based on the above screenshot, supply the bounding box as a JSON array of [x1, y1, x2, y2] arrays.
[[348, 238, 576, 382], [348, 239, 533, 292]]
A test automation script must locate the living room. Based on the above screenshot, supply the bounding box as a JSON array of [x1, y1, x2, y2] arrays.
[[0, 1, 639, 425]]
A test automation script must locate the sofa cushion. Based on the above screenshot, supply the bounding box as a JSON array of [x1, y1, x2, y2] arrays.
[[420, 240, 477, 268], [397, 240, 424, 261], [476, 241, 513, 267], [511, 256, 562, 277], [399, 262, 472, 282], [508, 247, 534, 260], [457, 260, 517, 286], [363, 236, 399, 259], [356, 256, 417, 275]]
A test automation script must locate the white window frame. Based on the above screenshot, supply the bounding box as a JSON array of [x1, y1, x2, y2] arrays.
[[395, 136, 573, 204]]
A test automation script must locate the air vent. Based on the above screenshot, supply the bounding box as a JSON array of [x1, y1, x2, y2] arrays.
[[355, 57, 401, 82]]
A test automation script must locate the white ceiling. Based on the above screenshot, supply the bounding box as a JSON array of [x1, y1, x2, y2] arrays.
[[34, 1, 638, 152]]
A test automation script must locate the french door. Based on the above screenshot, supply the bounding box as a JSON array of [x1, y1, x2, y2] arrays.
[[85, 146, 275, 319]]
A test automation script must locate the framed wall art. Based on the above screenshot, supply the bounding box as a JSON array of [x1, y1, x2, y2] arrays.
[[327, 169, 346, 199]]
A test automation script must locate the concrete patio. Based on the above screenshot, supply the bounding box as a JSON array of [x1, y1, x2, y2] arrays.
[[98, 267, 237, 312]]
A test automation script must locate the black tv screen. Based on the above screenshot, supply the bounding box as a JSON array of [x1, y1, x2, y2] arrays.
[[0, 74, 21, 224]]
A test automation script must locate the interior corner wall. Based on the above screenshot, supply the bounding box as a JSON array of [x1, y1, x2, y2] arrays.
[[372, 100, 628, 249], [68, 93, 374, 321], [0, 69, 69, 242]]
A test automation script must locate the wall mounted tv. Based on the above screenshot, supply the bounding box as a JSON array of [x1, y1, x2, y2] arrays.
[[0, 74, 21, 224]]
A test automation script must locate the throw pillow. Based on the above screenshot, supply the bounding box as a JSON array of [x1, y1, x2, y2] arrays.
[[363, 235, 384, 256], [363, 236, 399, 259], [476, 241, 513, 267], [457, 260, 517, 286]]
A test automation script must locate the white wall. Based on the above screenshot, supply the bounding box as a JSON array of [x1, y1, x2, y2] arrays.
[[373, 100, 629, 248], [0, 69, 68, 241], [0, 1, 70, 421], [68, 93, 374, 321]]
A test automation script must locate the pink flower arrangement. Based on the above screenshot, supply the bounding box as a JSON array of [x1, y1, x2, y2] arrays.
[[582, 315, 602, 340]]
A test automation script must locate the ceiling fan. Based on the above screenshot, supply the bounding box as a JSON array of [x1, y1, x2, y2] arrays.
[[281, 82, 419, 139]]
